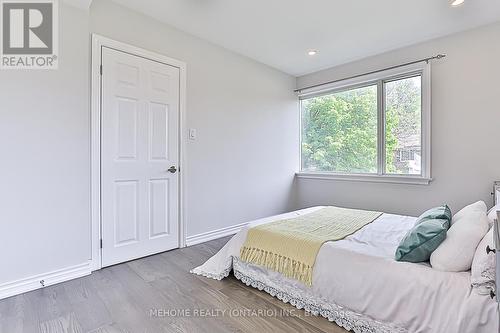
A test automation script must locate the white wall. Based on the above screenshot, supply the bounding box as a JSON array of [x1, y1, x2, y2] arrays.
[[0, 4, 90, 285], [0, 0, 298, 292], [5, 0, 497, 296], [0, 0, 298, 289], [295, 22, 500, 216], [90, 0, 299, 237]]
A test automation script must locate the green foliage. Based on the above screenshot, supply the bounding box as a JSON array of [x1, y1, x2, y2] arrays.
[[385, 77, 422, 173], [301, 85, 378, 173], [301, 77, 421, 174]]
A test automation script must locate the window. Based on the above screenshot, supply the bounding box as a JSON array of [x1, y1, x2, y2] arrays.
[[385, 76, 422, 175], [301, 84, 378, 174], [298, 63, 430, 184]]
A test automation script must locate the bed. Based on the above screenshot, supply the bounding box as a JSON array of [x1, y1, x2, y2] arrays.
[[192, 206, 499, 333]]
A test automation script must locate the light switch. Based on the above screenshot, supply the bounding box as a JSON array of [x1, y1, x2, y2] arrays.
[[189, 128, 197, 140]]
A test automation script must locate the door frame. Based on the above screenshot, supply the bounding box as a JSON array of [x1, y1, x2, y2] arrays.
[[90, 34, 187, 271]]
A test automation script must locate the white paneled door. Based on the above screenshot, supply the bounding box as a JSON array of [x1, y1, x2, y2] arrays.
[[101, 47, 180, 267]]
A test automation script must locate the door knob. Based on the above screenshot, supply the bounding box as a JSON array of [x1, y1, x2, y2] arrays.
[[167, 166, 177, 174]]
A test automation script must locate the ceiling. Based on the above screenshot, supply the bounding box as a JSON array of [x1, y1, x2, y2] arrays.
[[110, 0, 500, 76]]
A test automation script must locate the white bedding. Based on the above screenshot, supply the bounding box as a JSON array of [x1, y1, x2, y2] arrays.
[[192, 207, 499, 333]]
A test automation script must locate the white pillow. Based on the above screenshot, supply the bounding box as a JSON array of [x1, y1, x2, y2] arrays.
[[471, 228, 495, 295], [451, 201, 487, 225], [488, 204, 499, 223], [430, 210, 490, 272]]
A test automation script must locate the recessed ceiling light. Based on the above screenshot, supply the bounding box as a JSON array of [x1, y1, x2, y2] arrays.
[[451, 0, 465, 7], [308, 50, 318, 56]]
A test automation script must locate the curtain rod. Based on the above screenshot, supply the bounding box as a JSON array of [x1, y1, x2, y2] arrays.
[[294, 54, 446, 93]]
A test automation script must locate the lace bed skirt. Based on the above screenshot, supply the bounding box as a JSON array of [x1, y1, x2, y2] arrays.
[[232, 257, 406, 333]]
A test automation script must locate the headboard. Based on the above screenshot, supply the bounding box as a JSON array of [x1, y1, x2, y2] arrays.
[[495, 214, 500, 304], [495, 181, 500, 205], [494, 182, 500, 304]]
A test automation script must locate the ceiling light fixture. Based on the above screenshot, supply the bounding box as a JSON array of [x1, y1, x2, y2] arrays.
[[451, 0, 465, 7], [308, 50, 318, 56]]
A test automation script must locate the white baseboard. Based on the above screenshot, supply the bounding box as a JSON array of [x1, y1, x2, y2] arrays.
[[186, 222, 248, 247], [0, 261, 92, 300]]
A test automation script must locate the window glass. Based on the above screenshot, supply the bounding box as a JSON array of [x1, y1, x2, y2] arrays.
[[301, 85, 378, 173], [385, 76, 422, 175]]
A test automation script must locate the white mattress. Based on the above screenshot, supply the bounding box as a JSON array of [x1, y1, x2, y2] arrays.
[[192, 207, 498, 333]]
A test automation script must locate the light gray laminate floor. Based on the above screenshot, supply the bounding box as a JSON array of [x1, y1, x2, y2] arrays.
[[0, 237, 348, 333]]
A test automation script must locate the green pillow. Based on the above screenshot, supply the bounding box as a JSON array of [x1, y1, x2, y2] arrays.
[[395, 218, 450, 263], [417, 205, 452, 223]]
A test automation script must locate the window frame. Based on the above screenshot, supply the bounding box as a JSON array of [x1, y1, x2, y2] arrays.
[[297, 62, 431, 185]]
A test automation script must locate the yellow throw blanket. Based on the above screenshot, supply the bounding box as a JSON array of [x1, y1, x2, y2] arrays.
[[240, 206, 382, 286]]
